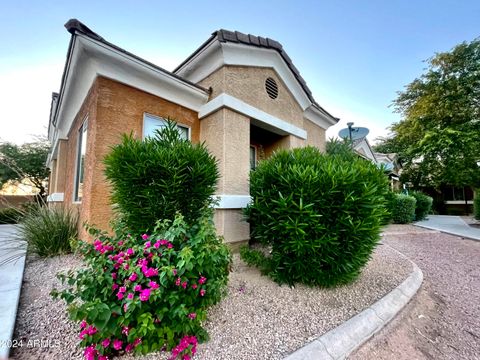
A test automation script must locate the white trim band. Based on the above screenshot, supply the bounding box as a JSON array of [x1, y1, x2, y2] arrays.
[[213, 195, 251, 209], [199, 93, 307, 139], [47, 193, 64, 202]]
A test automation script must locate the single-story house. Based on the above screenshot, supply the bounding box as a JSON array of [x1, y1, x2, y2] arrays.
[[46, 19, 338, 246]]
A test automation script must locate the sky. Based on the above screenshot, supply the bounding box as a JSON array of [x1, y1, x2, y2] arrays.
[[0, 0, 478, 144]]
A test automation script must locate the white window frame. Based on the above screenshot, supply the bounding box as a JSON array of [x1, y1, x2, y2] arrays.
[[142, 113, 190, 140], [73, 117, 88, 203]]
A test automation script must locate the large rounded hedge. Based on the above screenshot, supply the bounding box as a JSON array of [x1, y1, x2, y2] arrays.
[[245, 146, 389, 287], [104, 120, 219, 233]]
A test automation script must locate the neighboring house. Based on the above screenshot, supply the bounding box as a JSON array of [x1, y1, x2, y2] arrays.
[[352, 137, 401, 190], [46, 19, 338, 246]]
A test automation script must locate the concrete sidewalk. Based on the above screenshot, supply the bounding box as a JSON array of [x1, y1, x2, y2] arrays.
[[0, 225, 26, 360], [415, 215, 480, 241]]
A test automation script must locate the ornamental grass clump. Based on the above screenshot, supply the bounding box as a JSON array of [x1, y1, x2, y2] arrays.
[[243, 146, 389, 287], [53, 213, 231, 359]]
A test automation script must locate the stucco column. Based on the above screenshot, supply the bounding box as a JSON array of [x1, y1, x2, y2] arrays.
[[200, 108, 250, 245]]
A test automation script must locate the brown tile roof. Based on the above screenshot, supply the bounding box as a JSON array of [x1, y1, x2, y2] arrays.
[[175, 29, 338, 121]]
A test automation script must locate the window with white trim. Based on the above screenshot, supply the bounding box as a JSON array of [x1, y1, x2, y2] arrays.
[[143, 113, 189, 140], [74, 118, 88, 202]]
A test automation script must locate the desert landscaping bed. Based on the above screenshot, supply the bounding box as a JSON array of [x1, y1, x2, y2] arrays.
[[11, 242, 412, 360]]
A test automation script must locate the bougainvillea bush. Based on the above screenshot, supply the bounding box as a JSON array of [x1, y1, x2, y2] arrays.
[[52, 213, 231, 360]]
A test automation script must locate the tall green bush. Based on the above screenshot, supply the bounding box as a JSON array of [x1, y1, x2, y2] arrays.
[[391, 194, 416, 224], [244, 146, 389, 287], [411, 191, 433, 221], [474, 193, 480, 220], [104, 120, 219, 233]]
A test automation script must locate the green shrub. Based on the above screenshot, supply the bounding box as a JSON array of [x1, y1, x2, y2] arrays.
[[383, 191, 397, 224], [411, 191, 433, 221], [474, 194, 480, 220], [244, 146, 389, 287], [391, 194, 416, 224], [104, 120, 219, 233], [53, 212, 231, 359], [0, 207, 22, 224], [18, 205, 78, 256]]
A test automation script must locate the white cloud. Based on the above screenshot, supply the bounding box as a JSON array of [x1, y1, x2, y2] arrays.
[[0, 61, 63, 144]]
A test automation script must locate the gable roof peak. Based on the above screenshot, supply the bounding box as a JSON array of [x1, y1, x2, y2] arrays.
[[64, 19, 104, 41]]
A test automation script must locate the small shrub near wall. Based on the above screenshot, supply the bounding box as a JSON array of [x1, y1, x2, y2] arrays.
[[244, 146, 389, 287], [474, 194, 480, 220], [0, 207, 22, 224], [104, 120, 219, 232], [411, 191, 433, 221], [391, 194, 416, 224], [53, 213, 231, 359]]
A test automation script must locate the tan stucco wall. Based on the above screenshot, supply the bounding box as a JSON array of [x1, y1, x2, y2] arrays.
[[200, 108, 250, 194], [199, 65, 304, 128], [303, 119, 326, 151], [201, 108, 250, 244]]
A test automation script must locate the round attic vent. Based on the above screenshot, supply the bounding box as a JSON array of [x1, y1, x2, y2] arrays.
[[265, 77, 278, 99]]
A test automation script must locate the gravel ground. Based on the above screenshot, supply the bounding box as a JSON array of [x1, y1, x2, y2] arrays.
[[352, 224, 480, 360], [12, 242, 412, 360]]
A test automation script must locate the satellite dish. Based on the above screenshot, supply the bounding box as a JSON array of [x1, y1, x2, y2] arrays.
[[339, 124, 369, 141]]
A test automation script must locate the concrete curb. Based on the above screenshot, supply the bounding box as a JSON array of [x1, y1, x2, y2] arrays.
[[414, 223, 480, 242], [0, 225, 27, 360], [284, 249, 423, 360]]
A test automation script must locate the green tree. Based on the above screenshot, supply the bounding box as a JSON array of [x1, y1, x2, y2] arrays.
[[0, 140, 50, 198], [375, 38, 480, 189]]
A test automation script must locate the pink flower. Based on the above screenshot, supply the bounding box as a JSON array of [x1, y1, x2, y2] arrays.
[[175, 277, 181, 286], [198, 276, 207, 284], [129, 273, 137, 282], [183, 355, 191, 360], [86, 325, 97, 335], [134, 284, 142, 292], [101, 338, 111, 348], [188, 313, 196, 319], [172, 268, 177, 276], [111, 272, 117, 279], [141, 234, 149, 241], [113, 339, 123, 350], [98, 356, 109, 360], [117, 292, 124, 300], [149, 281, 159, 289], [154, 241, 161, 249], [181, 281, 187, 289], [143, 267, 158, 278], [123, 263, 130, 270], [80, 319, 87, 329], [119, 286, 126, 293], [167, 243, 173, 249], [126, 248, 134, 256], [123, 303, 128, 312], [118, 240, 124, 246], [200, 289, 206, 297], [127, 293, 134, 300], [112, 283, 119, 291], [144, 241, 151, 249], [191, 284, 197, 290], [134, 338, 142, 347], [139, 288, 151, 302], [84, 345, 97, 360], [122, 326, 130, 335], [125, 343, 134, 352]]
